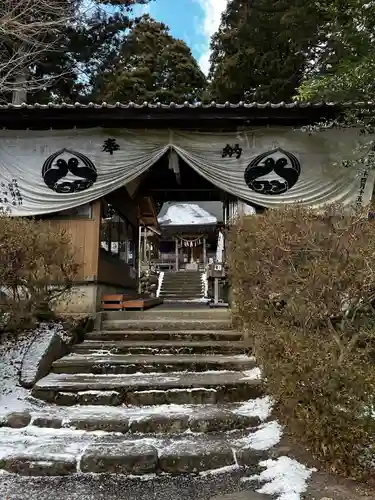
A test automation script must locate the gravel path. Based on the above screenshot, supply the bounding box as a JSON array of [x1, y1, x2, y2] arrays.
[[0, 472, 249, 500]]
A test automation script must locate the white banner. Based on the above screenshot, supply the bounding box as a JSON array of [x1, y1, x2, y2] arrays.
[[0, 127, 373, 215]]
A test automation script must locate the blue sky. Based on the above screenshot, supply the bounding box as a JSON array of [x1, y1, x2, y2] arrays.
[[134, 0, 228, 75]]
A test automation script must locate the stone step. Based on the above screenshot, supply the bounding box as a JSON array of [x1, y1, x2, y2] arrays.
[[161, 283, 203, 292], [162, 276, 202, 281], [104, 309, 230, 320], [86, 330, 242, 342], [162, 279, 201, 283], [160, 293, 204, 302], [161, 284, 203, 289], [159, 293, 203, 298], [51, 353, 256, 375], [32, 370, 263, 406], [163, 274, 201, 280], [73, 339, 247, 355], [161, 282, 203, 287], [0, 426, 272, 476], [159, 293, 203, 297], [20, 400, 264, 434], [162, 299, 210, 304], [102, 319, 232, 331], [162, 286, 202, 290], [162, 283, 202, 287]]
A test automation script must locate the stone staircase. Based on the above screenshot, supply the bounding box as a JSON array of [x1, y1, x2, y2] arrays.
[[159, 271, 204, 301], [0, 308, 275, 478]]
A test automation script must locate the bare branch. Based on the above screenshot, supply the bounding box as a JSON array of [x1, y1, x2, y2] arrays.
[[0, 0, 76, 93]]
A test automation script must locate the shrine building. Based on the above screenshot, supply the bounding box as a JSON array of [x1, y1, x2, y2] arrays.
[[0, 101, 373, 312]]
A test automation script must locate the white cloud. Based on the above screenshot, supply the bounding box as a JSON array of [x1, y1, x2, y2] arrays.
[[196, 0, 228, 75]]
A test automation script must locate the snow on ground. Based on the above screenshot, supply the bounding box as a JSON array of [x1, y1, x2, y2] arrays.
[[156, 271, 164, 298], [0, 326, 314, 499], [0, 322, 74, 417], [199, 464, 240, 477], [0, 425, 164, 464], [158, 204, 217, 226], [232, 396, 274, 422], [240, 368, 262, 381], [0, 327, 54, 417], [201, 272, 208, 297], [168, 298, 209, 303], [234, 421, 283, 451], [245, 456, 316, 500]]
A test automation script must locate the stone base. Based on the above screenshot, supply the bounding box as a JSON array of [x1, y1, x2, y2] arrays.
[[52, 283, 137, 314], [185, 263, 199, 271]]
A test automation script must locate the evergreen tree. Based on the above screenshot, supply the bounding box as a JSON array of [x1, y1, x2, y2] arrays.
[[297, 0, 375, 102], [208, 0, 325, 102], [93, 15, 207, 103], [28, 0, 153, 103]]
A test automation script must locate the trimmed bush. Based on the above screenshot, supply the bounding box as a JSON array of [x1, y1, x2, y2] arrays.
[[0, 213, 79, 332], [228, 205, 375, 479]]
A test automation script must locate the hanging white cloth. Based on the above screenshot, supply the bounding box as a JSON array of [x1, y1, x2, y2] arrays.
[[168, 147, 181, 184], [216, 231, 224, 263], [0, 127, 373, 216]]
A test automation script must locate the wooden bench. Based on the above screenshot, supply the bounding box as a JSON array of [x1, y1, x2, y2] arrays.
[[102, 295, 163, 311], [122, 297, 163, 311], [102, 294, 138, 311]]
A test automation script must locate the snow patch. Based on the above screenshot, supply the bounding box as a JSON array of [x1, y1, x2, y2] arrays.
[[127, 404, 196, 423], [167, 387, 217, 394], [232, 396, 274, 422], [135, 389, 167, 395], [77, 390, 120, 396], [0, 331, 46, 416], [199, 464, 239, 477], [127, 473, 158, 481], [234, 421, 283, 451], [201, 272, 208, 297], [170, 298, 209, 303], [234, 355, 256, 361], [87, 350, 114, 356], [241, 367, 262, 381], [0, 426, 99, 460], [156, 271, 164, 298], [245, 456, 316, 500]]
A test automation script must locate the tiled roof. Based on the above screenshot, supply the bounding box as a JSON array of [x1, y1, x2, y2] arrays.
[[0, 100, 358, 110]]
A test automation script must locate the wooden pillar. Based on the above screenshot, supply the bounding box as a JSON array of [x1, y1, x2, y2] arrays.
[[214, 277, 219, 304], [143, 227, 147, 263], [175, 237, 179, 271], [203, 236, 207, 266], [137, 225, 142, 294]]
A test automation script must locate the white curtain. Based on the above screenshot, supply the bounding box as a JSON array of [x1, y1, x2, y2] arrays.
[[0, 127, 373, 216]]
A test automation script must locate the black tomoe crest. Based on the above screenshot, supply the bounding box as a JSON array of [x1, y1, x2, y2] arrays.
[[42, 148, 97, 193], [244, 148, 301, 195]]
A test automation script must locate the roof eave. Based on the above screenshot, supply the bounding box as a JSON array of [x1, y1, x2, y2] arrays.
[[0, 100, 354, 130]]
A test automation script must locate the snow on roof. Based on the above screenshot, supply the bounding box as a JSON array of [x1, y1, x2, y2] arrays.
[[158, 203, 218, 226]]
